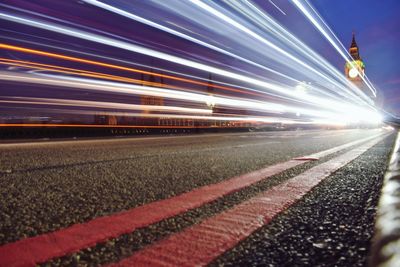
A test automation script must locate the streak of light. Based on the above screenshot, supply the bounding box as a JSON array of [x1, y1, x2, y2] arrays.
[[0, 43, 266, 98], [304, 2, 378, 97], [1, 57, 302, 103], [0, 71, 382, 124], [0, 58, 165, 87], [0, 97, 212, 114], [0, 106, 314, 126], [0, 2, 142, 47], [82, 0, 298, 84], [1, 35, 295, 101], [3, 59, 322, 108], [0, 110, 338, 126], [0, 124, 241, 129], [188, 0, 351, 95], [227, 0, 372, 105], [0, 13, 373, 114], [291, 0, 377, 97], [3, 59, 305, 111], [0, 71, 287, 114], [0, 58, 217, 95], [190, 0, 375, 117], [269, 0, 287, 16]]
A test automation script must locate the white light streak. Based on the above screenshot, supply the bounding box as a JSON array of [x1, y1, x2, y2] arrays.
[[189, 0, 348, 92], [82, 0, 298, 84], [0, 12, 379, 118], [228, 0, 372, 105], [0, 71, 382, 125], [269, 0, 287, 16], [291, 0, 377, 97], [0, 97, 212, 114], [0, 71, 286, 114]]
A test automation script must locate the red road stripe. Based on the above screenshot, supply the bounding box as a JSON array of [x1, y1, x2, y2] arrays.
[[0, 134, 384, 267], [109, 135, 386, 267]]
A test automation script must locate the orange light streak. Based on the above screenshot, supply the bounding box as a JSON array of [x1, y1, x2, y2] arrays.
[[0, 43, 265, 97], [0, 58, 195, 92], [0, 123, 253, 129]]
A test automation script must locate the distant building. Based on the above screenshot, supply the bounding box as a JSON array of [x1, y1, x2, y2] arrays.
[[94, 114, 117, 125], [140, 71, 164, 112], [206, 73, 216, 112], [344, 33, 366, 90]]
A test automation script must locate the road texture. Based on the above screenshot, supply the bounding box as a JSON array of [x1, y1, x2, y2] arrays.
[[0, 128, 395, 266], [211, 132, 393, 267]]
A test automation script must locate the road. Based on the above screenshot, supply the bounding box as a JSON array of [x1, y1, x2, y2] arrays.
[[0, 128, 395, 266]]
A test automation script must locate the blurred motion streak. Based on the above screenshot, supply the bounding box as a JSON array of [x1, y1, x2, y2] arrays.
[[0, 71, 382, 124], [0, 44, 266, 97], [292, 0, 377, 97], [0, 0, 386, 129], [0, 13, 375, 108]]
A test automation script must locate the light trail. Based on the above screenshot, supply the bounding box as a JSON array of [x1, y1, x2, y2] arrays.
[[269, 0, 287, 16], [0, 1, 386, 128], [81, 0, 364, 105], [0, 13, 377, 115], [3, 59, 317, 114], [2, 0, 372, 103], [0, 44, 267, 98], [305, 3, 378, 97], [150, 0, 376, 109], [0, 59, 307, 116], [97, 0, 376, 109], [0, 97, 212, 115], [225, 0, 373, 105], [188, 0, 355, 97], [0, 71, 382, 124], [1, 35, 298, 102], [82, 0, 299, 85], [291, 0, 377, 97], [0, 58, 220, 96], [0, 58, 169, 88], [0, 124, 238, 129], [0, 107, 317, 127], [0, 112, 340, 127], [0, 71, 288, 114], [0, 44, 344, 117]]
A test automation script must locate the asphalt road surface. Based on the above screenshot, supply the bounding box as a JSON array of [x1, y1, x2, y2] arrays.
[[0, 128, 395, 266]]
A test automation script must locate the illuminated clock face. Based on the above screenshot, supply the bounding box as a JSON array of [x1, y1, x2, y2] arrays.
[[349, 68, 358, 78]]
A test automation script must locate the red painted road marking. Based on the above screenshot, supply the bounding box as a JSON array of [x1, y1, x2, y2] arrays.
[[109, 135, 386, 267], [0, 134, 385, 267]]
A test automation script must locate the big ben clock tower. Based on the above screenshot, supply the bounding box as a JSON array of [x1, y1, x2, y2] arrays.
[[345, 33, 366, 88]]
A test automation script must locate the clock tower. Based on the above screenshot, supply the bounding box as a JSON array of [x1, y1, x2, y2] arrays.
[[344, 33, 365, 87]]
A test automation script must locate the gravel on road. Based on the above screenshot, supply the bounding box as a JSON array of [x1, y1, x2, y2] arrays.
[[210, 132, 394, 267], [41, 132, 393, 266], [0, 129, 380, 245]]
